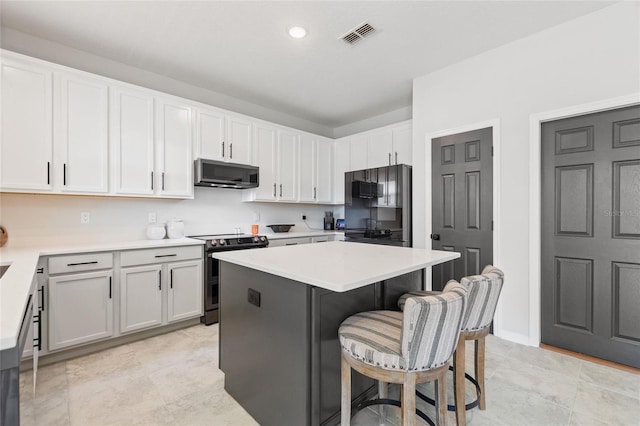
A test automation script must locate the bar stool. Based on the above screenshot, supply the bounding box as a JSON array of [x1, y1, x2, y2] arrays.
[[339, 281, 468, 426], [398, 265, 505, 426]]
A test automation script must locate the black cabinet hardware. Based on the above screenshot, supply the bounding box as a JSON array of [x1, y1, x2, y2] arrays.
[[154, 254, 177, 258], [109, 276, 112, 299], [273, 183, 276, 197], [36, 267, 44, 274], [230, 143, 233, 159], [222, 141, 225, 157], [158, 270, 162, 290], [151, 171, 154, 190], [63, 163, 67, 185], [170, 269, 173, 289], [47, 162, 50, 185], [162, 172, 165, 191], [430, 234, 440, 240], [279, 184, 283, 197], [38, 286, 45, 311], [67, 261, 98, 266]]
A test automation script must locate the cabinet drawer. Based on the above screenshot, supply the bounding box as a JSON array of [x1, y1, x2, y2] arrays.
[[49, 252, 113, 274], [120, 245, 202, 267], [268, 237, 312, 247]]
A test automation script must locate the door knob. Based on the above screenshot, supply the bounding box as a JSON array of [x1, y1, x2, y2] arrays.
[[430, 234, 440, 240]]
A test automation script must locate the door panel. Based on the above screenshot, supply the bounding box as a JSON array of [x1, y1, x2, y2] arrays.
[[431, 127, 493, 289], [541, 104, 640, 368]]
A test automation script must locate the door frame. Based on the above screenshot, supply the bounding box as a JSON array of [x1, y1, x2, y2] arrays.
[[425, 119, 503, 335], [528, 93, 640, 347]]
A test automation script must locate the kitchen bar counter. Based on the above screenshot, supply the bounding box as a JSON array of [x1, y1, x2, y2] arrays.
[[213, 240, 458, 292], [215, 241, 459, 426], [0, 237, 204, 351], [265, 230, 343, 240]]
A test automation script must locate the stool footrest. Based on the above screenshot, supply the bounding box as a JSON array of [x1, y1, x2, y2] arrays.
[[355, 398, 436, 426], [415, 366, 482, 411]]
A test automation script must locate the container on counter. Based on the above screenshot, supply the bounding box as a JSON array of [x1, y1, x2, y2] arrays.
[[166, 219, 185, 239], [146, 224, 166, 240]]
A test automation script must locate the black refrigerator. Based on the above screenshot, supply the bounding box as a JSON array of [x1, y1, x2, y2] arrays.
[[344, 164, 412, 247]]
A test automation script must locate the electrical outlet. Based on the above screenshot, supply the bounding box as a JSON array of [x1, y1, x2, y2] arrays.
[[80, 212, 90, 224], [148, 212, 157, 224]]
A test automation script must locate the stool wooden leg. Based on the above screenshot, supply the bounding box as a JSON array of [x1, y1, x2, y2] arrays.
[[378, 380, 388, 399], [401, 372, 416, 426], [435, 372, 448, 426], [341, 352, 351, 426], [475, 336, 486, 410], [453, 336, 466, 426]]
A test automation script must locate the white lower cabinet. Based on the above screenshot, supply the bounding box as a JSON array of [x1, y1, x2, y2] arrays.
[[167, 261, 203, 323], [120, 264, 163, 333], [119, 246, 203, 333], [48, 270, 114, 351]]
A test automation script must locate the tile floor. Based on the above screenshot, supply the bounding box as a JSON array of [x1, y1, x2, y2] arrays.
[[19, 324, 640, 426]]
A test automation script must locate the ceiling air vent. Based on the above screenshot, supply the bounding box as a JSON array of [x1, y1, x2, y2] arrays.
[[341, 22, 376, 45]]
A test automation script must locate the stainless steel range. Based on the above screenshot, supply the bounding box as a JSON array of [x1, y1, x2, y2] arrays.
[[189, 234, 269, 325]]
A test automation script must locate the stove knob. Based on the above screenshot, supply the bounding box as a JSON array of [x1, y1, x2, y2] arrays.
[[218, 239, 226, 245], [253, 236, 259, 242], [210, 240, 217, 247], [259, 236, 266, 242]]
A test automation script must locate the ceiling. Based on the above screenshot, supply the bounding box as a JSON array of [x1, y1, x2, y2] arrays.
[[0, 1, 614, 129]]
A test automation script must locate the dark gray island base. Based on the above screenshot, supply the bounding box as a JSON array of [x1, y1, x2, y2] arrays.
[[219, 261, 423, 426]]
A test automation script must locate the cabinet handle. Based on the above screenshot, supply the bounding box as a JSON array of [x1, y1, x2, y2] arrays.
[[151, 171, 154, 191], [314, 187, 317, 199], [285, 243, 298, 246], [222, 141, 225, 158], [47, 162, 50, 185], [388, 153, 391, 166], [159, 270, 162, 290], [154, 254, 177, 258], [170, 269, 173, 289], [279, 184, 282, 197], [162, 172, 165, 191], [38, 286, 45, 312], [67, 261, 98, 266], [273, 183, 276, 197], [230, 143, 233, 159], [395, 152, 398, 165], [63, 163, 67, 186], [109, 276, 112, 299], [36, 310, 42, 351]]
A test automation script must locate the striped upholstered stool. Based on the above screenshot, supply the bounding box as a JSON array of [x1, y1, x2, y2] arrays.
[[398, 265, 505, 426], [339, 282, 468, 426]]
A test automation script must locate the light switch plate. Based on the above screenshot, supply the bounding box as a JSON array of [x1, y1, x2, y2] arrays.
[[80, 212, 90, 224]]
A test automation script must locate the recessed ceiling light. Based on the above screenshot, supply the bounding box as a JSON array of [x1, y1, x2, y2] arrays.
[[288, 26, 307, 39]]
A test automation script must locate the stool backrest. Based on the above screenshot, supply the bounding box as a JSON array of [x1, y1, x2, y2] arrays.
[[401, 282, 467, 371], [458, 265, 504, 332]]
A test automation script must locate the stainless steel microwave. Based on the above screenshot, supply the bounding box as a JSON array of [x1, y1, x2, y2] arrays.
[[194, 158, 259, 189]]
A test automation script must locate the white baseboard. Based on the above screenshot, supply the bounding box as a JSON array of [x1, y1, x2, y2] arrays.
[[493, 329, 532, 347]]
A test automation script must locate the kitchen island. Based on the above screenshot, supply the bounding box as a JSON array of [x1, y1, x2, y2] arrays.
[[213, 241, 459, 426]]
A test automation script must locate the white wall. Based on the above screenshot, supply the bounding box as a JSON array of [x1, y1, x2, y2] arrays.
[[0, 190, 335, 247], [412, 2, 640, 343]]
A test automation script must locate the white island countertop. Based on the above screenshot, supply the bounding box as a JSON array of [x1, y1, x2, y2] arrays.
[[0, 237, 204, 352], [213, 241, 460, 292]]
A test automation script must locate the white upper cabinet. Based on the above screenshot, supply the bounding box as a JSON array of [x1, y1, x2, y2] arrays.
[[277, 129, 297, 202], [349, 134, 368, 171], [366, 130, 393, 168], [225, 115, 253, 165], [0, 55, 53, 191], [299, 134, 333, 203], [253, 124, 278, 200], [111, 85, 155, 196], [194, 107, 225, 161], [155, 98, 193, 198], [333, 139, 351, 204], [194, 109, 254, 165], [392, 123, 412, 166], [55, 72, 109, 193]]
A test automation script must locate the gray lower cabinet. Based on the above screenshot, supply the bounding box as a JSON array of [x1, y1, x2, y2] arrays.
[[120, 264, 163, 333]]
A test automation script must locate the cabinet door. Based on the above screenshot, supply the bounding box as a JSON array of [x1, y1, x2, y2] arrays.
[[56, 73, 109, 193], [349, 135, 368, 171], [111, 86, 155, 195], [167, 260, 203, 323], [277, 129, 298, 201], [48, 270, 113, 351], [333, 139, 350, 204], [298, 134, 316, 202], [226, 116, 253, 165], [195, 107, 225, 161], [120, 265, 163, 333], [254, 124, 277, 201], [156, 98, 193, 198], [367, 130, 393, 168], [316, 138, 334, 203], [392, 125, 412, 165], [0, 56, 53, 191]]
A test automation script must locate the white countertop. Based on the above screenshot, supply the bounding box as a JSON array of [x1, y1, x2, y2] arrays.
[[0, 237, 205, 351], [213, 241, 460, 292]]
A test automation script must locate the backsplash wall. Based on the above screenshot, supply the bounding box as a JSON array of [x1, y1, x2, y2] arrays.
[[0, 189, 341, 246]]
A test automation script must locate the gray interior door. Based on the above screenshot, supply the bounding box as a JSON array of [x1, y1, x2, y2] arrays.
[[541, 104, 640, 368], [431, 127, 493, 290]]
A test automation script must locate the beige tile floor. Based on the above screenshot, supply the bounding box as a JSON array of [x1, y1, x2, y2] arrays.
[[19, 324, 640, 426]]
